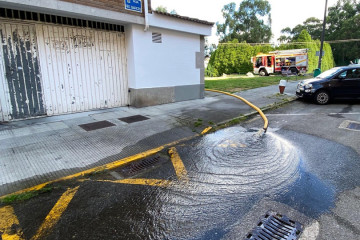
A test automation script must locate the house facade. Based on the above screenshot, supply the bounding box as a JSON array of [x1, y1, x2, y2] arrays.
[[0, 0, 213, 121]]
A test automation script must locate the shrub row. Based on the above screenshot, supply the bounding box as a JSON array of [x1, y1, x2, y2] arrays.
[[206, 31, 335, 77]]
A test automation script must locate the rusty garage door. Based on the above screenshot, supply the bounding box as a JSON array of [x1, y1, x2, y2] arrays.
[[36, 24, 129, 116], [0, 22, 45, 120]]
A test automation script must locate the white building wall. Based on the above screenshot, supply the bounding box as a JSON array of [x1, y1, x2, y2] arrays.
[[128, 24, 200, 89], [125, 25, 137, 89], [148, 13, 212, 36]]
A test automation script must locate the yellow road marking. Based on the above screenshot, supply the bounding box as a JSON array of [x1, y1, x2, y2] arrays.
[[31, 186, 79, 240], [1, 135, 198, 200], [0, 206, 24, 240], [201, 126, 212, 135], [95, 179, 172, 187], [168, 147, 189, 182]]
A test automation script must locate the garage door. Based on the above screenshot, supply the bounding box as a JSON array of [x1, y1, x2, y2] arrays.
[[36, 24, 128, 116], [0, 22, 46, 120]]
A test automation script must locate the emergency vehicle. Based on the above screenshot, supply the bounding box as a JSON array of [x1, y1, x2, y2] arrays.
[[252, 49, 308, 76]]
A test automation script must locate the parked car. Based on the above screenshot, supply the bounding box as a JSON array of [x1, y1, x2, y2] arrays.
[[296, 65, 360, 104]]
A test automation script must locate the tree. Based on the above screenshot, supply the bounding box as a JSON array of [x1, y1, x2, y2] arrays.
[[155, 5, 168, 13], [279, 17, 322, 42], [326, 0, 360, 65], [216, 0, 272, 43], [280, 0, 360, 65], [155, 6, 177, 14]]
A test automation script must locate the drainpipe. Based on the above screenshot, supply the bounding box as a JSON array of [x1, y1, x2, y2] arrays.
[[144, 0, 149, 31]]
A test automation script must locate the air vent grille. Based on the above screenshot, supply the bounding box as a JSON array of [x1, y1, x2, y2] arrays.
[[0, 8, 124, 32], [152, 32, 162, 43]]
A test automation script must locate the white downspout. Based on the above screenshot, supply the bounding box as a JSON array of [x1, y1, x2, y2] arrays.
[[144, 0, 149, 31]]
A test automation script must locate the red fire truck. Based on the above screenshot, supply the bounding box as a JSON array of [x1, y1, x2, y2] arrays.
[[252, 49, 308, 76]]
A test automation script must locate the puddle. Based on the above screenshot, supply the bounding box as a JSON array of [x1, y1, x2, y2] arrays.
[[150, 127, 304, 239], [67, 127, 339, 240]]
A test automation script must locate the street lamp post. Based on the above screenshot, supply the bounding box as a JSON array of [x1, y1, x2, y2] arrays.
[[318, 0, 328, 70]]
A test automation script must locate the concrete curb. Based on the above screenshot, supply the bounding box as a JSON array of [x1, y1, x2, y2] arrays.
[[217, 95, 297, 126]]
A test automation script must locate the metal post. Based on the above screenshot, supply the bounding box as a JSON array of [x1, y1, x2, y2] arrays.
[[318, 0, 328, 70]]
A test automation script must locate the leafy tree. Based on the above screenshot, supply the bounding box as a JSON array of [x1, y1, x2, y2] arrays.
[[155, 6, 177, 14], [280, 0, 360, 65], [155, 5, 168, 13], [326, 0, 360, 65], [206, 42, 274, 76], [297, 30, 312, 43], [278, 17, 322, 42], [217, 0, 272, 43], [207, 30, 335, 77]]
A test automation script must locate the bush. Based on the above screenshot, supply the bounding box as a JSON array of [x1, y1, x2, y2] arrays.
[[206, 30, 335, 77], [206, 42, 274, 77]]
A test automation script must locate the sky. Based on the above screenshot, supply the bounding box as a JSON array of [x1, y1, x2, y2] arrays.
[[151, 0, 338, 44]]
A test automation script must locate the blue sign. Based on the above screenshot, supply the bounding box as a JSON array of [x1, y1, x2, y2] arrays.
[[125, 0, 142, 13]]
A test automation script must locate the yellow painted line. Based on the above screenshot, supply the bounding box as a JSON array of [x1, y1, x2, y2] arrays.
[[31, 186, 79, 240], [92, 179, 172, 187], [0, 206, 24, 240], [201, 126, 212, 135], [205, 89, 269, 131], [168, 147, 189, 182], [296, 59, 307, 64], [1, 135, 198, 200]]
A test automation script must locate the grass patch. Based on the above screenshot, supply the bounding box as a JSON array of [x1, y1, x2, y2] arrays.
[[194, 119, 203, 127], [205, 74, 310, 93], [1, 186, 53, 205], [215, 115, 249, 130]]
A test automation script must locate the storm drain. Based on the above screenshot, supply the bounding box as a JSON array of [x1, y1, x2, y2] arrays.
[[118, 115, 149, 123], [339, 120, 360, 131], [79, 120, 115, 131], [118, 155, 166, 178], [245, 212, 302, 240]]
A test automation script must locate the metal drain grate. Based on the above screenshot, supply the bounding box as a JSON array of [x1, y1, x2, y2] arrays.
[[118, 155, 165, 178], [245, 212, 302, 240], [79, 120, 115, 131], [118, 115, 149, 123], [339, 120, 360, 131]]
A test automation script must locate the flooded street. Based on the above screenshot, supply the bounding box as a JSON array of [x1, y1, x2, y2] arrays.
[[153, 128, 301, 239], [3, 101, 360, 240], [113, 127, 341, 240]]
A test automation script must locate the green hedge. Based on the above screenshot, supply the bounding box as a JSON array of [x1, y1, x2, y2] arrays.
[[207, 30, 335, 77], [206, 42, 274, 77]]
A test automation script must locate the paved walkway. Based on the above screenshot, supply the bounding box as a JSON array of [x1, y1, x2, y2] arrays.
[[0, 81, 299, 196]]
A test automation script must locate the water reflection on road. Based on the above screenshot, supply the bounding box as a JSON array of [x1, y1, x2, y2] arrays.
[[148, 127, 303, 239]]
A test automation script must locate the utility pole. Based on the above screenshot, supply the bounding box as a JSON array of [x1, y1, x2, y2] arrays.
[[318, 0, 328, 70]]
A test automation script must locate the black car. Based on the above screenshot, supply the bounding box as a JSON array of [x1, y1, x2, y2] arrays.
[[296, 65, 360, 104]]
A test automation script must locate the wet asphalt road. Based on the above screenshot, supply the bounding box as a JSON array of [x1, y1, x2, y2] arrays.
[[3, 99, 360, 240]]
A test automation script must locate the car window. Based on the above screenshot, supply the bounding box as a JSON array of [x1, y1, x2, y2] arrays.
[[335, 69, 360, 79], [317, 67, 342, 78], [344, 69, 360, 79], [338, 71, 347, 78]]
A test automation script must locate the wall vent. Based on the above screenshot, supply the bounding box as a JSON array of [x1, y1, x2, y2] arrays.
[[0, 8, 124, 32], [152, 32, 162, 43]]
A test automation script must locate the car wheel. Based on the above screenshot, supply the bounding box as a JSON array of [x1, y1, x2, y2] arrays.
[[259, 69, 267, 76], [315, 90, 330, 105], [290, 67, 299, 75]]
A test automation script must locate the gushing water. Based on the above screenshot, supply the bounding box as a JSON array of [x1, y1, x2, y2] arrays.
[[142, 127, 301, 239]]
